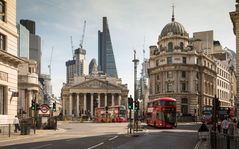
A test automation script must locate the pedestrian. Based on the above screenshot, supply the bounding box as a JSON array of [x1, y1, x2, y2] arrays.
[[13, 115, 21, 133], [217, 121, 221, 133], [221, 118, 229, 135], [198, 123, 209, 132]]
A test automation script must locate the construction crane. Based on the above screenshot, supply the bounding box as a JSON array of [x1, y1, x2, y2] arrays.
[[79, 20, 86, 49], [70, 36, 74, 58], [48, 47, 54, 77]]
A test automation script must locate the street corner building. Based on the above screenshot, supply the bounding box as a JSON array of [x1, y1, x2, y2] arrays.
[[147, 9, 236, 121], [61, 74, 129, 119], [0, 0, 25, 121]]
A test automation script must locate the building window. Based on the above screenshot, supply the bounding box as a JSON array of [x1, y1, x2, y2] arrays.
[[0, 85, 6, 114], [0, 0, 5, 22], [156, 74, 160, 80], [182, 71, 186, 78], [156, 60, 159, 66], [181, 82, 186, 92], [182, 57, 186, 64], [181, 98, 188, 115], [155, 83, 160, 93], [168, 42, 173, 52], [167, 71, 173, 78], [167, 57, 172, 64], [180, 42, 184, 49], [167, 82, 173, 92], [0, 33, 6, 50]]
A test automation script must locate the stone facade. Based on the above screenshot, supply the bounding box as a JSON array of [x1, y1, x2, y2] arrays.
[[230, 0, 239, 118], [18, 58, 40, 118], [0, 0, 24, 120], [148, 14, 235, 119], [61, 74, 128, 118]]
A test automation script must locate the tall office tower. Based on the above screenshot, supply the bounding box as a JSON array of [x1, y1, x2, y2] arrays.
[[20, 19, 41, 75], [65, 48, 88, 83], [98, 17, 118, 78], [17, 24, 30, 59], [20, 19, 35, 34]]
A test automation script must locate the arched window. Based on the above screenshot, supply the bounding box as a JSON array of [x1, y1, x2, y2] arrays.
[[168, 42, 173, 52], [180, 42, 184, 49]]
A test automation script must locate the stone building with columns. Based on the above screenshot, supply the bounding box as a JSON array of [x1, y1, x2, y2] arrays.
[[230, 0, 239, 118], [18, 58, 40, 118], [148, 11, 236, 120], [61, 63, 128, 118]]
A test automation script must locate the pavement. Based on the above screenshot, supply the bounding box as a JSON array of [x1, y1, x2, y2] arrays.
[[0, 127, 65, 143]]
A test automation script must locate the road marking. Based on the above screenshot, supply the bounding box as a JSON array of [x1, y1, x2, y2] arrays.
[[194, 140, 202, 149], [65, 138, 75, 141], [88, 142, 104, 149], [29, 144, 52, 149], [108, 135, 118, 141]]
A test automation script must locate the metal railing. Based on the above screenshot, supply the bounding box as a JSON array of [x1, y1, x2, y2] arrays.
[[210, 132, 239, 149]]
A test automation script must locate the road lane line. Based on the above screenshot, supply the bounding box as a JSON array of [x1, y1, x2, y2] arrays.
[[29, 144, 52, 149], [87, 142, 104, 149], [108, 135, 118, 141]]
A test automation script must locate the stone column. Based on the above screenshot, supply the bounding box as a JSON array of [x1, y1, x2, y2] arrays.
[[76, 93, 79, 117], [69, 94, 72, 116], [91, 93, 94, 116], [105, 93, 107, 107], [118, 95, 122, 106], [98, 93, 100, 108], [84, 93, 86, 114], [112, 94, 115, 106], [62, 96, 65, 116]]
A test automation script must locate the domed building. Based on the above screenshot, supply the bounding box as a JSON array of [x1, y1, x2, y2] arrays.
[[148, 11, 236, 121]]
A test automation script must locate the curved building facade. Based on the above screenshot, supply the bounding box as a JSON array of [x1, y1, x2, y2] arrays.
[[148, 12, 235, 120]]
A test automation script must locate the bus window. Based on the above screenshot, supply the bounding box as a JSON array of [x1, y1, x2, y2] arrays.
[[160, 100, 176, 106]]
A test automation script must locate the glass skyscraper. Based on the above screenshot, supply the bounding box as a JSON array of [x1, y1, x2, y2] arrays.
[[98, 17, 118, 78]]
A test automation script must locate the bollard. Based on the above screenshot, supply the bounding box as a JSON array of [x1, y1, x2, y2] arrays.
[[8, 124, 11, 137]]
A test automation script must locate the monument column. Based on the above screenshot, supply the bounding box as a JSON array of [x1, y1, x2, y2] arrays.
[[98, 93, 100, 108], [105, 93, 107, 107], [118, 95, 122, 106], [69, 94, 72, 116], [62, 96, 65, 116], [112, 94, 115, 106], [84, 93, 87, 114], [76, 93, 79, 117], [91, 93, 94, 116]]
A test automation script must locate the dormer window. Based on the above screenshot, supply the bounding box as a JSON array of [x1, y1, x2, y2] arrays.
[[180, 42, 184, 49], [168, 42, 173, 52]]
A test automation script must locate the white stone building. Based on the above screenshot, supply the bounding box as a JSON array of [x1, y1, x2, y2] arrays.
[[0, 0, 24, 119]]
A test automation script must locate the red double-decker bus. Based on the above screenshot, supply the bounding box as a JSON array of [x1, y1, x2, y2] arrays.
[[95, 105, 127, 123], [146, 97, 177, 128]]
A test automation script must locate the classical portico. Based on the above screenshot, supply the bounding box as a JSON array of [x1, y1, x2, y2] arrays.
[[61, 77, 128, 118]]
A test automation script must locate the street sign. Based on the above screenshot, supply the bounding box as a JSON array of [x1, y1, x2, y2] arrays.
[[39, 104, 50, 115]]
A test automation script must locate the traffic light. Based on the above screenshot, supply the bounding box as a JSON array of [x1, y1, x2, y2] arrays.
[[128, 96, 133, 109], [105, 106, 108, 113], [36, 103, 40, 110], [53, 101, 56, 111], [31, 100, 35, 110], [135, 100, 139, 111]]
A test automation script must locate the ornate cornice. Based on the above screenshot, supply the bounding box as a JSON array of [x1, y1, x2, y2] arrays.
[[0, 50, 25, 66]]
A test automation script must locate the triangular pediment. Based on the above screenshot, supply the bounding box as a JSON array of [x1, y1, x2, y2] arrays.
[[71, 78, 121, 90]]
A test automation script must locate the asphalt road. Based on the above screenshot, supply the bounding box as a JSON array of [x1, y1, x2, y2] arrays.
[[0, 122, 201, 149]]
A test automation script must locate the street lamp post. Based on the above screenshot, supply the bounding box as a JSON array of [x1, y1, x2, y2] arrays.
[[132, 50, 139, 132]]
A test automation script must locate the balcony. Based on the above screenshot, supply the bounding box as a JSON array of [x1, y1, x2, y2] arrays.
[[18, 74, 38, 85]]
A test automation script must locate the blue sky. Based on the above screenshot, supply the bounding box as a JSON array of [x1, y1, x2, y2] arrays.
[[17, 0, 235, 98]]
